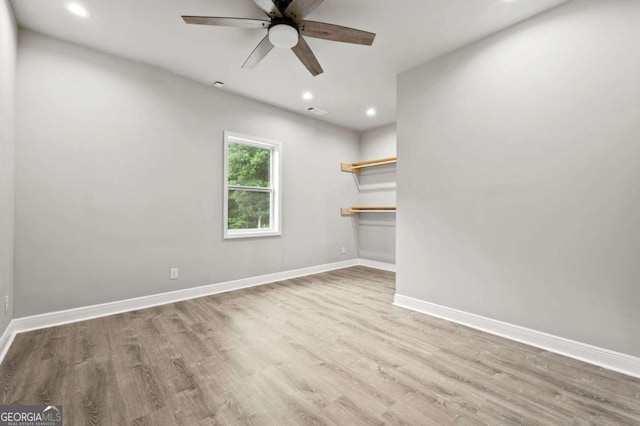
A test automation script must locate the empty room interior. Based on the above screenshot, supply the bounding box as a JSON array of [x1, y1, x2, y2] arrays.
[[1, 0, 639, 424]]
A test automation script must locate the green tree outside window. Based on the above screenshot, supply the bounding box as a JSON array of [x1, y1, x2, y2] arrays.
[[227, 143, 272, 230]]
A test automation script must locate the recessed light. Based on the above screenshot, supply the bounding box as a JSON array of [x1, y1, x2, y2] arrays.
[[302, 91, 313, 100], [66, 2, 89, 17], [366, 108, 376, 117]]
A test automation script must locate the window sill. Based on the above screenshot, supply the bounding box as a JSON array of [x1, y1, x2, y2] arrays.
[[224, 230, 282, 240]]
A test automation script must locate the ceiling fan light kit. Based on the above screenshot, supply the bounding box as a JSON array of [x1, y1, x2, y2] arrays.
[[269, 24, 299, 48], [182, 0, 376, 77]]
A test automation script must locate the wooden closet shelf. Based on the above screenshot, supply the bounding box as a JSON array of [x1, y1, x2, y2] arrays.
[[341, 206, 396, 216], [341, 156, 396, 173]]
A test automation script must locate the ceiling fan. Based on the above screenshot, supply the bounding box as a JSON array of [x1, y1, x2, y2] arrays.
[[182, 0, 376, 77]]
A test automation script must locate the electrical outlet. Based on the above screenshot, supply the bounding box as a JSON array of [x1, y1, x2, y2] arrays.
[[170, 268, 179, 280], [341, 246, 346, 255], [5, 295, 8, 314]]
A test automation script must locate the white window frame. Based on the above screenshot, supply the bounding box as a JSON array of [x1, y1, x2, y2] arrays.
[[223, 131, 282, 239]]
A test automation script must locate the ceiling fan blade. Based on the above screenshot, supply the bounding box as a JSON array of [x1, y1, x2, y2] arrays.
[[300, 21, 376, 46], [291, 36, 323, 76], [242, 34, 275, 69], [182, 16, 269, 29], [252, 0, 283, 18], [284, 0, 323, 21]]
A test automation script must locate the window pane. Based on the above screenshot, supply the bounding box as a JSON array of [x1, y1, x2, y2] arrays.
[[228, 190, 271, 230], [228, 143, 271, 187]]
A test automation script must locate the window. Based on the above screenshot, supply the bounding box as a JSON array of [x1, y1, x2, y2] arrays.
[[223, 131, 282, 239]]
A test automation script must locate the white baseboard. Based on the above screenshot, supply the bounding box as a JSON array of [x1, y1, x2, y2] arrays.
[[0, 258, 362, 363], [6, 259, 635, 380], [15, 259, 363, 334], [0, 321, 16, 365], [394, 294, 640, 379], [6, 260, 635, 379], [358, 259, 396, 272]]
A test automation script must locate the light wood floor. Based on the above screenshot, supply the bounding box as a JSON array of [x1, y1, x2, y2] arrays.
[[2, 267, 639, 425]]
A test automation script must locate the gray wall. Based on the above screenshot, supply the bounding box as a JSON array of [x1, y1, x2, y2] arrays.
[[357, 124, 396, 264], [15, 30, 359, 317], [0, 0, 16, 335], [397, 0, 640, 357]]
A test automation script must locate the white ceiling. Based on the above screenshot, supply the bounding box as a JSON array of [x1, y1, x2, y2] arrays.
[[11, 0, 568, 131]]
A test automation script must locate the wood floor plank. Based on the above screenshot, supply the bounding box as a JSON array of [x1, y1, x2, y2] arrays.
[[1, 266, 639, 425]]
